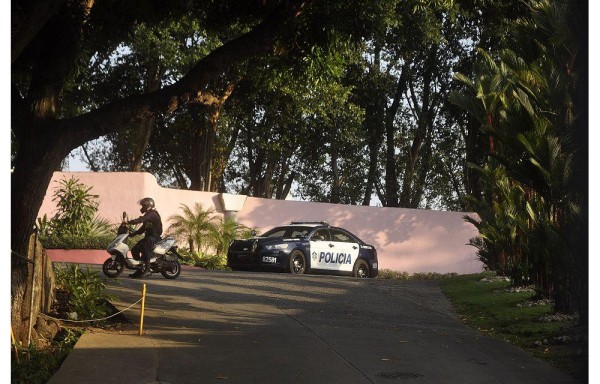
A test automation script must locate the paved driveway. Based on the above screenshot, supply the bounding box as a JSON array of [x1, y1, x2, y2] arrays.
[[96, 268, 580, 384]]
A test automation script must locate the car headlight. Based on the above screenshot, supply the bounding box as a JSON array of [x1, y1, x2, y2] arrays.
[[265, 244, 288, 250]]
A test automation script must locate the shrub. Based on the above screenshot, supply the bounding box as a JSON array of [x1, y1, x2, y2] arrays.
[[40, 234, 116, 250], [11, 328, 83, 384], [166, 204, 254, 259], [377, 269, 410, 280], [166, 203, 218, 254], [38, 177, 114, 248], [376, 269, 458, 280], [53, 264, 117, 321], [179, 250, 229, 270]]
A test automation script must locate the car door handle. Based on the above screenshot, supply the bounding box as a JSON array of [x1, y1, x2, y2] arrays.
[[328, 243, 334, 248], [352, 246, 358, 249]]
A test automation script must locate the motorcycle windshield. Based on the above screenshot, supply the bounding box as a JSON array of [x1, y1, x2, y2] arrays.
[[107, 234, 128, 250]]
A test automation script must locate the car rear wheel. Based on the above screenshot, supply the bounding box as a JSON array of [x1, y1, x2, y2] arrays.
[[288, 250, 307, 274], [353, 259, 369, 278]]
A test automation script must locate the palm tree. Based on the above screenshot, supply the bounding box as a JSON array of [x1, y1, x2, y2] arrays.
[[166, 203, 218, 253], [211, 216, 253, 256]]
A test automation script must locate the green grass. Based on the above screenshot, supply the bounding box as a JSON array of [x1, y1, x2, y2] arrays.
[[440, 272, 588, 381]]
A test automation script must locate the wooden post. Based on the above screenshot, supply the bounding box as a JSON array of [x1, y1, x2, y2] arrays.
[[11, 327, 19, 363], [27, 229, 38, 347], [139, 284, 147, 336]]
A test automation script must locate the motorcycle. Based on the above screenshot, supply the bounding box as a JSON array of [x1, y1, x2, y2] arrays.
[[102, 212, 182, 279]]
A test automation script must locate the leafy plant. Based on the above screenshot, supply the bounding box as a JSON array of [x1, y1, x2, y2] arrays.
[[166, 203, 218, 254], [179, 250, 229, 270], [212, 216, 253, 256], [166, 203, 255, 259], [53, 264, 117, 321], [38, 177, 114, 248], [376, 269, 457, 280], [11, 328, 83, 384], [377, 269, 410, 280], [47, 177, 113, 237], [40, 234, 117, 250], [450, 0, 583, 315]]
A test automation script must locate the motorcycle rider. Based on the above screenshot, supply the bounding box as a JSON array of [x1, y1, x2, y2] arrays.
[[127, 197, 163, 278]]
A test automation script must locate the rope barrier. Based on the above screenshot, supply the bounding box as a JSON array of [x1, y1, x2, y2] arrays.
[[39, 297, 143, 324], [11, 250, 34, 264]]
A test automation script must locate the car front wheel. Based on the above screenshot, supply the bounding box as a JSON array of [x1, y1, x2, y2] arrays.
[[353, 259, 369, 278], [288, 250, 307, 274]]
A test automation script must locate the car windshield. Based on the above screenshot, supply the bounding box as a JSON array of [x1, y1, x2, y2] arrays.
[[262, 226, 312, 239]]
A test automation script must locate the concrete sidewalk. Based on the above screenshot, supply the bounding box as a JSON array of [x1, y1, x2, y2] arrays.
[[47, 329, 161, 384]]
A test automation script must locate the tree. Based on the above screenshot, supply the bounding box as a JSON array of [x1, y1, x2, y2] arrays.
[[451, 0, 585, 316], [166, 203, 218, 254], [11, 0, 314, 343]]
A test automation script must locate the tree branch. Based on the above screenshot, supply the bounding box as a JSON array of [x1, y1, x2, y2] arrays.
[[60, 0, 312, 149], [11, 0, 67, 63]]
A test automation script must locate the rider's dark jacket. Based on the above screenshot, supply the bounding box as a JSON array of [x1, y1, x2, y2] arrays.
[[128, 209, 163, 238], [128, 209, 163, 262]]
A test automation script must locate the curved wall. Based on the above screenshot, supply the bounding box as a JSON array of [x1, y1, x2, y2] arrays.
[[38, 172, 483, 274]]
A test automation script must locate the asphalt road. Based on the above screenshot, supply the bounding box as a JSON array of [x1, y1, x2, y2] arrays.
[[99, 268, 580, 384]]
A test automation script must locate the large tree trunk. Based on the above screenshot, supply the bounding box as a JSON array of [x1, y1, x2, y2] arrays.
[[398, 49, 438, 208], [361, 48, 385, 206], [189, 82, 237, 191], [382, 64, 409, 207], [190, 105, 209, 190], [12, 212, 57, 345], [131, 60, 164, 171]]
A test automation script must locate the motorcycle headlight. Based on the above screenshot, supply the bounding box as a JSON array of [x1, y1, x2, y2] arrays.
[[265, 244, 288, 250]]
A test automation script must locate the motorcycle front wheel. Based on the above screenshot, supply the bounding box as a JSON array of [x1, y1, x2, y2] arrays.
[[161, 260, 181, 279], [102, 257, 125, 278]]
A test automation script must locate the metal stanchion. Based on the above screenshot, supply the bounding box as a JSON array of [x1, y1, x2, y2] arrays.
[[139, 283, 147, 336]]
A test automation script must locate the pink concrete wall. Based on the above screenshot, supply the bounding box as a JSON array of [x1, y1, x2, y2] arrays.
[[38, 172, 483, 274], [236, 197, 482, 274], [46, 249, 108, 264], [39, 172, 223, 227]]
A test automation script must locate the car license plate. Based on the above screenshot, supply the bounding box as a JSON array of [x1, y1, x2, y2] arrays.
[[262, 256, 277, 263]]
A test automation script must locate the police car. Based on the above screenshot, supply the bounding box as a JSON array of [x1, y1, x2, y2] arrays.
[[227, 221, 378, 278]]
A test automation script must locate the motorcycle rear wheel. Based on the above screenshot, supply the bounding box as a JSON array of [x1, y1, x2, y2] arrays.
[[161, 260, 181, 279], [102, 257, 125, 278]]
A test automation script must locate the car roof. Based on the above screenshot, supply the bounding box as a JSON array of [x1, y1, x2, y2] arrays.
[[287, 221, 329, 228]]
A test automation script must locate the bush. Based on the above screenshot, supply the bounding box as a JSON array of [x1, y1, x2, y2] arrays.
[[11, 328, 82, 384], [40, 234, 116, 249], [376, 269, 457, 280], [37, 176, 114, 248], [377, 269, 410, 280], [53, 264, 117, 321], [179, 250, 229, 270]]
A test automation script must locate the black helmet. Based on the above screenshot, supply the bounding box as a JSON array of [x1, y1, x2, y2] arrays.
[[138, 197, 155, 213]]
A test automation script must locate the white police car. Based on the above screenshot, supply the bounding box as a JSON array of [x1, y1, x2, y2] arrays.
[[227, 221, 378, 278]]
